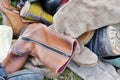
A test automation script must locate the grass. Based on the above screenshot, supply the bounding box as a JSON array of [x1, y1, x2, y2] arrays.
[[43, 68, 83, 80], [0, 0, 83, 80]]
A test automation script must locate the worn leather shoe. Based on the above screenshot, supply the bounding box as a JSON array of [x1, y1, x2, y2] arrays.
[[0, 0, 28, 36], [2, 23, 77, 75]]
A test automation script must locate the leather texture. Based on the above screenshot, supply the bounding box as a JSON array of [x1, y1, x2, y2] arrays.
[[2, 51, 29, 74], [2, 23, 77, 75], [1, 0, 17, 10], [0, 0, 28, 36]]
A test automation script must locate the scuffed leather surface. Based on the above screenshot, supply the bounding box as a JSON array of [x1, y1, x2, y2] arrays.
[[2, 23, 77, 75], [0, 0, 28, 35]]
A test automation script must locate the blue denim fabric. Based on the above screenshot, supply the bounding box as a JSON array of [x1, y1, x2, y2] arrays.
[[86, 26, 113, 58], [0, 64, 7, 80], [8, 69, 44, 80], [86, 26, 120, 68]]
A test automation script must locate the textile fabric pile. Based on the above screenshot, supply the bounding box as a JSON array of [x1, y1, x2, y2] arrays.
[[0, 0, 120, 80]]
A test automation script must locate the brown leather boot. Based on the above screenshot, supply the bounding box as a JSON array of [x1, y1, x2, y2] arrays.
[[0, 0, 28, 36], [1, 0, 17, 10], [2, 51, 29, 73], [3, 23, 77, 75]]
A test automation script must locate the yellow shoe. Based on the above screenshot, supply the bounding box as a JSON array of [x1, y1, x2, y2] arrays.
[[20, 1, 53, 25]]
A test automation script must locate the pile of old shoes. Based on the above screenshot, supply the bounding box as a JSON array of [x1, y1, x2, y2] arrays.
[[86, 23, 120, 68], [0, 0, 69, 36], [0, 0, 69, 79], [18, 0, 69, 26]]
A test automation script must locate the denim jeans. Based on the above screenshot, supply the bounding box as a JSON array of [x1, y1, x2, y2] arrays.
[[86, 26, 113, 58]]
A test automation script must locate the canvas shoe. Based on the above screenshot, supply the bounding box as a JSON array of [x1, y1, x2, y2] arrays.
[[20, 1, 53, 26], [107, 24, 120, 56], [86, 23, 120, 68]]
